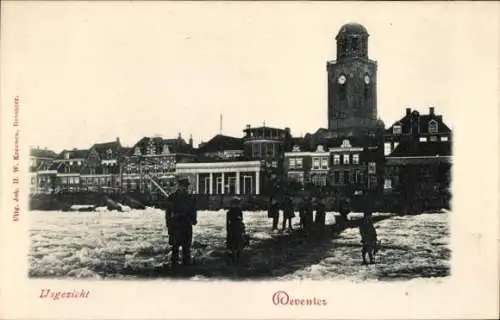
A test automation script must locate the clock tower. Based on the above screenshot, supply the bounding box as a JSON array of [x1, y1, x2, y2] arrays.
[[327, 23, 378, 134]]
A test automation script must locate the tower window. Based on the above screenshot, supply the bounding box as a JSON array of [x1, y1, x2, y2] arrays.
[[352, 38, 359, 51], [339, 83, 346, 101]]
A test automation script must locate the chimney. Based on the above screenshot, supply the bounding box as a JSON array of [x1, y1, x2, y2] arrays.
[[116, 137, 120, 144], [178, 132, 182, 140], [406, 108, 411, 116], [429, 107, 435, 115], [246, 124, 251, 130], [189, 134, 193, 147]]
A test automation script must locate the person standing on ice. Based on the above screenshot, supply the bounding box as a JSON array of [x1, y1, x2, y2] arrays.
[[165, 177, 197, 267], [338, 196, 351, 225], [314, 197, 326, 229], [268, 198, 280, 231], [359, 211, 378, 265], [281, 194, 295, 231], [226, 197, 248, 265], [299, 196, 313, 233]]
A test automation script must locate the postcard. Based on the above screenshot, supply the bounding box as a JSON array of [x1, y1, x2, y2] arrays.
[[1, 1, 499, 319]]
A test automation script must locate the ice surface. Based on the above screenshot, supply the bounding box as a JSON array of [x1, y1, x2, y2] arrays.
[[29, 209, 450, 281]]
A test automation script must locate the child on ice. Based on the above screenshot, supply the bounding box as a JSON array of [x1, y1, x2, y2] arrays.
[[226, 197, 248, 265]]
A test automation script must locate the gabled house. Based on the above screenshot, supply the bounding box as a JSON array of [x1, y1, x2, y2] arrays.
[[29, 147, 58, 194], [384, 107, 452, 156], [80, 138, 123, 192], [49, 148, 89, 192], [121, 134, 196, 194], [383, 107, 453, 211]]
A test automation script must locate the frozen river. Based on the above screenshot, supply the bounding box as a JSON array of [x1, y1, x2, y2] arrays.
[[29, 208, 450, 281]]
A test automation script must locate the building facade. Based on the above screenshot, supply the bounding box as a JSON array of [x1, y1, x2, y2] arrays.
[[29, 147, 58, 194], [80, 138, 124, 192], [121, 135, 195, 195], [48, 149, 89, 192], [383, 107, 452, 210]]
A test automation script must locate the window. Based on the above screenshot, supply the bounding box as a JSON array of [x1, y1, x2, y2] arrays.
[[368, 162, 376, 174], [394, 142, 399, 149], [428, 120, 438, 134], [384, 142, 392, 156], [334, 171, 340, 184], [430, 136, 438, 142], [343, 154, 350, 165], [252, 144, 259, 157], [321, 157, 329, 169], [312, 157, 320, 170], [440, 136, 449, 142], [312, 175, 327, 186], [352, 154, 360, 165], [216, 177, 223, 194], [288, 158, 296, 169], [354, 170, 361, 183], [393, 125, 402, 135], [333, 154, 340, 165], [288, 172, 304, 184], [419, 137, 427, 142], [352, 38, 359, 51], [134, 147, 141, 156], [344, 171, 350, 184], [384, 179, 392, 189], [295, 158, 303, 169]]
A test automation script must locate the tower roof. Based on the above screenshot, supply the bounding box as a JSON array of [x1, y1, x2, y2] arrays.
[[336, 22, 369, 39]]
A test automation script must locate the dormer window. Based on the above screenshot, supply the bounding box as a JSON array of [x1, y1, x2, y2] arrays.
[[134, 147, 141, 156], [292, 145, 301, 152], [428, 120, 438, 134], [393, 124, 402, 135], [65, 152, 70, 160]]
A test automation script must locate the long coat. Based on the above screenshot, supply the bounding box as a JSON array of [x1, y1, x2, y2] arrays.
[[359, 219, 377, 245], [226, 208, 246, 250], [282, 198, 295, 219], [299, 200, 313, 228], [166, 189, 197, 247], [314, 202, 326, 227], [268, 202, 280, 219]]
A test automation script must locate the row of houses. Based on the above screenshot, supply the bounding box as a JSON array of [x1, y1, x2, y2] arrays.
[[30, 107, 452, 206]]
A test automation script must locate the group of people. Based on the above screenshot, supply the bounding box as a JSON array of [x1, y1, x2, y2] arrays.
[[164, 177, 379, 270], [267, 196, 329, 233]]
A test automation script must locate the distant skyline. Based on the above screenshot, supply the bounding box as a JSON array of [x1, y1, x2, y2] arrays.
[[3, 2, 496, 153]]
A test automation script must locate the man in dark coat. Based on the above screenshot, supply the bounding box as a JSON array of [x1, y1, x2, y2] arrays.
[[226, 197, 247, 265], [281, 195, 295, 231], [338, 197, 351, 225], [314, 197, 326, 229], [268, 198, 280, 231], [166, 177, 197, 267], [359, 211, 378, 265], [299, 196, 313, 233]]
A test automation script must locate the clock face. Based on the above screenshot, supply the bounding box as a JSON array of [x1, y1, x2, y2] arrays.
[[338, 75, 346, 85], [364, 75, 370, 84]]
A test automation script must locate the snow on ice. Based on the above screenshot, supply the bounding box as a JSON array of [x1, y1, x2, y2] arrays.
[[29, 208, 450, 281]]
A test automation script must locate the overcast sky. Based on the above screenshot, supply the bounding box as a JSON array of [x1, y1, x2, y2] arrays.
[[2, 2, 499, 153]]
